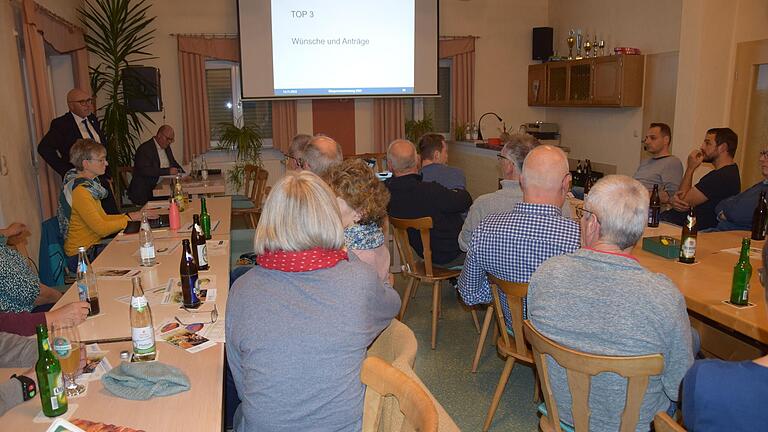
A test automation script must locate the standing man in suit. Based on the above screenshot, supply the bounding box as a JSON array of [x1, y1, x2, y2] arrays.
[[128, 125, 184, 206], [38, 88, 119, 214]]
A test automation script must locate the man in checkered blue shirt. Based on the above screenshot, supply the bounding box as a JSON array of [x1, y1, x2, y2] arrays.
[[458, 145, 580, 327]]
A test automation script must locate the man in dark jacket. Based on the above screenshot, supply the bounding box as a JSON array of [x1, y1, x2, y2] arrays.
[[128, 125, 183, 205], [385, 139, 472, 267], [37, 88, 118, 214]]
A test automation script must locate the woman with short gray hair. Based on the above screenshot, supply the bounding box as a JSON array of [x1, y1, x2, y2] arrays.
[[225, 170, 400, 432]]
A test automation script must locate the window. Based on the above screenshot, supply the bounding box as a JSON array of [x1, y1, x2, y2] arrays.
[[205, 61, 272, 147], [404, 59, 452, 136]]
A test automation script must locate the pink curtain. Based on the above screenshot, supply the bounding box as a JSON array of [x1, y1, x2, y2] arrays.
[[440, 37, 476, 132], [22, 0, 87, 218], [373, 99, 404, 152], [177, 36, 296, 160], [271, 100, 297, 153]]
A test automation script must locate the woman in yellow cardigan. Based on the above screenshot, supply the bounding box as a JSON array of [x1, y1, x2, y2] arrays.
[[59, 139, 142, 272]]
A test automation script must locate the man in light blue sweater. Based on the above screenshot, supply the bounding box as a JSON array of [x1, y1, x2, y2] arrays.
[[529, 175, 693, 432]]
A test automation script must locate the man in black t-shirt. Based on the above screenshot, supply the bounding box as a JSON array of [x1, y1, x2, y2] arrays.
[[661, 127, 741, 230]]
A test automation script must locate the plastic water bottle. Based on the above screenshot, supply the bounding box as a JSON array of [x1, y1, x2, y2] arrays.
[[169, 198, 181, 230], [139, 211, 156, 266], [76, 247, 100, 316]]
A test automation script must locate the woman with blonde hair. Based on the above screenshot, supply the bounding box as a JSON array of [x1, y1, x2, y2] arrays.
[[326, 158, 392, 283], [225, 170, 400, 432]]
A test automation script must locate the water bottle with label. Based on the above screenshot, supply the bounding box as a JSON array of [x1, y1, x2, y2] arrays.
[[76, 247, 100, 316], [130, 276, 156, 361], [139, 211, 156, 266]]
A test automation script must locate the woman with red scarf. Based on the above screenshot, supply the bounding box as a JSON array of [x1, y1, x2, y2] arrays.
[[225, 171, 401, 432]]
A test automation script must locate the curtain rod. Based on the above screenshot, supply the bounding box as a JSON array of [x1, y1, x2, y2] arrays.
[[169, 33, 238, 38]]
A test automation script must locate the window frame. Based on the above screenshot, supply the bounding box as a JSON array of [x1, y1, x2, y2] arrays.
[[406, 58, 452, 138], [205, 61, 273, 148]]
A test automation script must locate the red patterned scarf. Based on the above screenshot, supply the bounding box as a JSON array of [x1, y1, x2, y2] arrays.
[[257, 248, 349, 272]]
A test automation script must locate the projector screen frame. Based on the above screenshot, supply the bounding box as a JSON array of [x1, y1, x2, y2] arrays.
[[235, 0, 440, 101]]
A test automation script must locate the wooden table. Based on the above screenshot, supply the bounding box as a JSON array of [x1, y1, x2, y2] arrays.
[[636, 223, 768, 355], [0, 197, 232, 430], [0, 343, 223, 431], [153, 174, 227, 198]]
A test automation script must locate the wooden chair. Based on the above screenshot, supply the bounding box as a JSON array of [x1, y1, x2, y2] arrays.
[[482, 275, 538, 431], [389, 216, 480, 349], [346, 152, 388, 172], [653, 412, 686, 432], [361, 356, 438, 432], [471, 305, 496, 373], [523, 320, 665, 432], [232, 165, 269, 228]]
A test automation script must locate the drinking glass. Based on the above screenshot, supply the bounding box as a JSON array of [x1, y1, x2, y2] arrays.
[[50, 319, 85, 396]]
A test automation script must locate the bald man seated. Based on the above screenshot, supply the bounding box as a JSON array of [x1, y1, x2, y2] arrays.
[[385, 139, 472, 267], [38, 88, 118, 214], [128, 125, 184, 206], [299, 135, 343, 179], [458, 145, 581, 324]]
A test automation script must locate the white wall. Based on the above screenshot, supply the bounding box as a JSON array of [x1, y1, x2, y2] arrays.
[[547, 0, 683, 176]]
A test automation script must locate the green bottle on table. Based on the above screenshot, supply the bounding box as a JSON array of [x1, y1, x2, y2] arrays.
[[730, 237, 753, 306], [200, 197, 212, 240], [35, 324, 68, 417]]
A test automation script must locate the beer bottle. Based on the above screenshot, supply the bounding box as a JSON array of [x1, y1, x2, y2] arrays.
[[76, 247, 100, 316], [648, 184, 661, 227], [130, 276, 156, 361], [583, 161, 594, 199], [751, 191, 767, 241], [139, 211, 157, 267], [200, 197, 212, 240], [180, 239, 201, 309], [730, 237, 753, 306], [35, 324, 67, 417], [679, 207, 697, 264], [191, 214, 209, 271]]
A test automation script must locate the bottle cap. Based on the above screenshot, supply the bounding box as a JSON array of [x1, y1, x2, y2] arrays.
[[120, 350, 130, 360], [78, 246, 86, 252]]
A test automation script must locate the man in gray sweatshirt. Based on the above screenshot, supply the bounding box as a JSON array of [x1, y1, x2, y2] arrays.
[[528, 175, 693, 431]]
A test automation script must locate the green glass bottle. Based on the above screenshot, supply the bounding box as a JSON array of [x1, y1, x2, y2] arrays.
[[35, 324, 68, 417], [730, 237, 753, 306], [200, 197, 212, 240]]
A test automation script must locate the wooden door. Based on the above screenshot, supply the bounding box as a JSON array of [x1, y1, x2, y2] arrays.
[[546, 62, 568, 105], [593, 56, 623, 106], [567, 58, 593, 105], [528, 64, 547, 106]]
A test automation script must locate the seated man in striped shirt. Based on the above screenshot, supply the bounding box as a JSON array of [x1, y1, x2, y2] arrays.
[[457, 145, 580, 326]]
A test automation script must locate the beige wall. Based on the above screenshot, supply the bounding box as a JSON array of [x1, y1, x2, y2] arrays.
[[546, 0, 683, 176]]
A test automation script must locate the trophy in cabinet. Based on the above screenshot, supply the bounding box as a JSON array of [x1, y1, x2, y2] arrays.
[[598, 39, 606, 56], [592, 35, 598, 57], [584, 34, 592, 58], [576, 29, 583, 59], [567, 29, 576, 60]]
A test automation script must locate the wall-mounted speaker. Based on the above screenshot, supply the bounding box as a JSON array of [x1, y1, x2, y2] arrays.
[[532, 27, 554, 61], [122, 66, 162, 112]]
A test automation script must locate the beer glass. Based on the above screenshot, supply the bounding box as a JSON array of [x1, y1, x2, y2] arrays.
[[50, 320, 85, 396]]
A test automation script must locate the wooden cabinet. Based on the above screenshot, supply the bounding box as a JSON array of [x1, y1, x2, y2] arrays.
[[528, 54, 644, 107], [527, 63, 547, 106]]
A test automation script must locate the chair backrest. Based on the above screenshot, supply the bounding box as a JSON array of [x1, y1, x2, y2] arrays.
[[653, 412, 686, 432], [361, 356, 438, 432], [388, 216, 434, 277], [522, 321, 665, 432], [38, 217, 67, 286], [242, 164, 260, 198], [487, 274, 529, 357], [346, 153, 387, 173], [249, 168, 269, 208], [118, 166, 133, 187]]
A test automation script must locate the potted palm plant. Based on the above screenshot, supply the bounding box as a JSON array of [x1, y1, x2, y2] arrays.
[[79, 0, 156, 205], [217, 120, 263, 192]]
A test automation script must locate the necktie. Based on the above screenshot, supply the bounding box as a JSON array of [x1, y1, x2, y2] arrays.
[[82, 119, 95, 140]]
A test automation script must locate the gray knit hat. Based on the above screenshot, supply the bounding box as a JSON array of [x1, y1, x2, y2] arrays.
[[102, 361, 190, 400]]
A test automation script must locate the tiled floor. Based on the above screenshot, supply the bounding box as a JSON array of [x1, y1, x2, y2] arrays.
[[392, 275, 540, 431]]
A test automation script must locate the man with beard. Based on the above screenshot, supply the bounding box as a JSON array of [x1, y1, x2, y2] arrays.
[[661, 128, 741, 230]]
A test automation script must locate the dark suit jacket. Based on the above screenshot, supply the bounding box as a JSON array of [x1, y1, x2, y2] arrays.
[[385, 173, 472, 265], [38, 112, 106, 178], [128, 138, 183, 205]]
